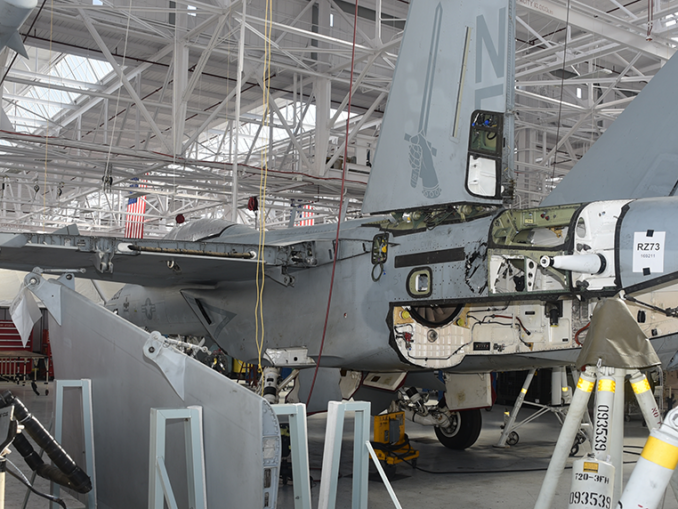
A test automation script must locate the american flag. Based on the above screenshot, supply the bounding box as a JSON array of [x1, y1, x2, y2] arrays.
[[125, 179, 146, 239], [295, 204, 314, 227]]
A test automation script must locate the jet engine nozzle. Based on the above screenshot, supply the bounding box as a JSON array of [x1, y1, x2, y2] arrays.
[[539, 253, 607, 275]]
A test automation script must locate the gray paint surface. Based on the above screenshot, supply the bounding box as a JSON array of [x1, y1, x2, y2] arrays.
[[617, 197, 678, 290], [542, 46, 678, 206], [28, 274, 279, 509], [362, 0, 514, 214]]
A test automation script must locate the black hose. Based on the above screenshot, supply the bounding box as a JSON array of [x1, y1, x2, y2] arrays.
[[5, 459, 68, 509], [0, 391, 91, 493]]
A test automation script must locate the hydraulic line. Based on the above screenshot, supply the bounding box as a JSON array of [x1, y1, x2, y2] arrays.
[[306, 0, 360, 407], [0, 391, 91, 493]]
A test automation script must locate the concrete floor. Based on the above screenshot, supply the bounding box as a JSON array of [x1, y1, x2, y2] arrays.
[[1, 380, 677, 509], [278, 404, 678, 509]]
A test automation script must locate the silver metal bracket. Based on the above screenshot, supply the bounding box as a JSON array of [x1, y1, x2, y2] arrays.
[[265, 266, 295, 287], [92, 238, 116, 273], [24, 272, 63, 325]]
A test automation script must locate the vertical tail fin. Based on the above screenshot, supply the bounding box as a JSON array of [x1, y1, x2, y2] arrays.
[[362, 0, 516, 215]]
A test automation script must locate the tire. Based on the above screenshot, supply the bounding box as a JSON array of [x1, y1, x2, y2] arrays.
[[506, 431, 519, 446], [434, 408, 483, 450]]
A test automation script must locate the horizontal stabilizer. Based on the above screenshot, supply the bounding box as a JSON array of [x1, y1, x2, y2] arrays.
[[362, 0, 515, 214], [542, 50, 678, 206], [0, 231, 322, 286]]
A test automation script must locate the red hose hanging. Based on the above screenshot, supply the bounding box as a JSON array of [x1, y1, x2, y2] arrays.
[[306, 0, 360, 408]]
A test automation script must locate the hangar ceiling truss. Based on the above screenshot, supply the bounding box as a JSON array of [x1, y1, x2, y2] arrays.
[[0, 0, 676, 235]]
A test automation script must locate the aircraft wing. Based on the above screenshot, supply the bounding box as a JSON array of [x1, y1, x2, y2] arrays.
[[0, 231, 318, 287], [542, 47, 678, 206]]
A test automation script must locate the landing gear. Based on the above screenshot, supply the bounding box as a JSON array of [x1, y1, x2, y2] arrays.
[[506, 431, 519, 446], [434, 408, 483, 450]]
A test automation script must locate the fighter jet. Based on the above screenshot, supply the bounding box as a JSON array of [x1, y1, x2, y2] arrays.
[[2, 0, 678, 451]]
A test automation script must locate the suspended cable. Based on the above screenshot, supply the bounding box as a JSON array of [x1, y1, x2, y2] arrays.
[[306, 0, 360, 407], [43, 0, 55, 227], [0, 0, 48, 89], [255, 0, 274, 374], [105, 0, 135, 174], [550, 0, 572, 187]]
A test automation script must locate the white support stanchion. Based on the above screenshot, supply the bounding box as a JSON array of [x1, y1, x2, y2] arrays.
[[628, 369, 678, 503], [552, 367, 564, 406], [496, 368, 535, 447], [271, 404, 312, 509], [629, 370, 662, 429], [317, 401, 371, 509], [52, 379, 96, 509], [365, 441, 403, 509], [346, 402, 370, 509], [534, 368, 596, 509], [148, 407, 206, 509], [592, 369, 615, 461], [617, 407, 678, 509], [609, 369, 625, 504]]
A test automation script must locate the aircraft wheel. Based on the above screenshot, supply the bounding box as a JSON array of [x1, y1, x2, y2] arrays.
[[506, 431, 519, 446], [434, 408, 482, 450]]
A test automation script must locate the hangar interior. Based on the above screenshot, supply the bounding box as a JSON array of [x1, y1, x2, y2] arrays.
[[1, 0, 675, 235], [1, 1, 678, 509]]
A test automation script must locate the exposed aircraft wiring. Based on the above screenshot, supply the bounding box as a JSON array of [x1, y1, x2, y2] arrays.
[[574, 322, 590, 346], [254, 0, 274, 374], [492, 314, 531, 336], [467, 314, 532, 346], [306, 0, 360, 408]]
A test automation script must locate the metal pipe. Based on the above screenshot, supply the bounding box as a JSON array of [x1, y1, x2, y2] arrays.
[[497, 368, 535, 447], [127, 245, 254, 258], [232, 0, 246, 223], [400, 407, 450, 428], [610, 369, 625, 503], [552, 366, 564, 406], [534, 368, 596, 509], [618, 407, 678, 509], [592, 369, 615, 461]]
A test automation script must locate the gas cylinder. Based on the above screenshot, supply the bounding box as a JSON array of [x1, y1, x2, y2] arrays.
[[568, 454, 614, 509]]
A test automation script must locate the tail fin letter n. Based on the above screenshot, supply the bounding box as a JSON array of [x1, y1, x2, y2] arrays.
[[476, 8, 506, 83]]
